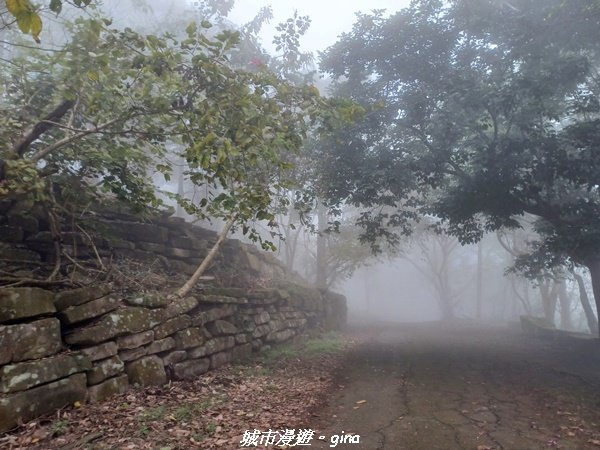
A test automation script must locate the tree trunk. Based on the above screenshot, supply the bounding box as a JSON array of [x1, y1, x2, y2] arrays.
[[476, 240, 483, 320], [573, 271, 599, 335], [584, 258, 600, 338], [175, 216, 235, 298], [284, 206, 301, 275], [438, 263, 454, 321], [315, 202, 328, 289], [364, 267, 371, 316], [439, 293, 455, 321], [538, 278, 557, 325], [556, 280, 573, 330], [176, 157, 185, 218], [510, 276, 531, 314]]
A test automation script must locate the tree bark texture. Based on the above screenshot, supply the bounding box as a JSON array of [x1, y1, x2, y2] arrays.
[[573, 271, 598, 335], [175, 216, 235, 298]]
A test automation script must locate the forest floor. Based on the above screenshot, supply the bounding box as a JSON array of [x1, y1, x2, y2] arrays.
[[4, 323, 600, 450]]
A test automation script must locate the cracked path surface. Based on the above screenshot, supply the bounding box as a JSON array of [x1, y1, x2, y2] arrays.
[[309, 322, 600, 450]]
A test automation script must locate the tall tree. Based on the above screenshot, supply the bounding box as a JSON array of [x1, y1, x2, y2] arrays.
[[320, 0, 600, 334], [0, 13, 333, 291]]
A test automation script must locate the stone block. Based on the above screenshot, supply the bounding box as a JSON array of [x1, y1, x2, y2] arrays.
[[0, 353, 91, 394], [174, 328, 205, 350], [252, 324, 273, 339], [65, 307, 159, 346], [170, 236, 206, 251], [191, 305, 238, 326], [24, 231, 53, 244], [197, 294, 248, 305], [521, 315, 556, 333], [206, 319, 239, 336], [243, 307, 266, 314], [321, 291, 347, 331], [254, 312, 271, 325], [87, 374, 129, 403], [245, 288, 277, 300], [235, 333, 249, 344], [54, 285, 112, 311], [163, 215, 186, 228], [0, 226, 24, 242], [0, 373, 87, 432], [202, 287, 248, 298], [0, 318, 62, 364], [161, 297, 199, 320], [145, 337, 175, 354], [106, 238, 136, 250], [270, 320, 286, 332], [162, 350, 187, 366], [7, 214, 39, 234], [117, 249, 161, 263], [58, 296, 120, 325], [172, 359, 210, 380], [265, 329, 295, 343], [119, 347, 148, 362], [153, 315, 191, 340], [87, 356, 125, 385], [126, 356, 167, 386], [187, 336, 235, 359], [117, 330, 154, 350], [0, 288, 55, 323], [209, 351, 231, 369], [239, 317, 257, 333], [0, 244, 41, 263], [80, 342, 118, 362], [124, 293, 168, 309], [107, 221, 169, 244], [135, 241, 168, 254]]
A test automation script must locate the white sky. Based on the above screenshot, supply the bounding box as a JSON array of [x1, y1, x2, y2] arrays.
[[229, 0, 411, 55]]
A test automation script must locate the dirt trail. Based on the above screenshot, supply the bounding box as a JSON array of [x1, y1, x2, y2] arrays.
[[310, 323, 600, 450]]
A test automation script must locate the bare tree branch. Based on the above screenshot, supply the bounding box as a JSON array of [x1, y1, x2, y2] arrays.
[[12, 100, 74, 156], [30, 117, 122, 162]]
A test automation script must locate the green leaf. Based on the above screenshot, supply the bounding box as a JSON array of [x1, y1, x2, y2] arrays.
[[6, 0, 28, 15], [31, 16, 42, 40], [16, 11, 34, 33], [216, 147, 226, 164], [185, 22, 197, 37]]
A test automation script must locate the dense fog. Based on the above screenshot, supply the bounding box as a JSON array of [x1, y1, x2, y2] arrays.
[[2, 0, 599, 335]]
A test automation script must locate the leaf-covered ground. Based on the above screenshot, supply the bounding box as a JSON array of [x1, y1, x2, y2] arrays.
[[0, 333, 354, 450]]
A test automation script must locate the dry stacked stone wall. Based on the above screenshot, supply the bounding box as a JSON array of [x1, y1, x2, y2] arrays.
[[0, 206, 346, 432]]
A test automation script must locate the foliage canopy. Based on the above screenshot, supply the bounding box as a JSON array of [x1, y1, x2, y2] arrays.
[[321, 0, 600, 270]]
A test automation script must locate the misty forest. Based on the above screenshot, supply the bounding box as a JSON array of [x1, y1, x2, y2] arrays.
[[1, 0, 600, 449]]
